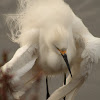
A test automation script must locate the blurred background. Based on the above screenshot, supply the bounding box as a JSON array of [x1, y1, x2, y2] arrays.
[[0, 0, 100, 100]]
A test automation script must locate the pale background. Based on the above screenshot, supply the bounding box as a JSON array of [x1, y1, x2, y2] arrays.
[[0, 0, 100, 100]]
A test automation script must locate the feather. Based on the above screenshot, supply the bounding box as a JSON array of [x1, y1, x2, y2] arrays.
[[48, 75, 85, 100], [13, 58, 37, 82], [1, 44, 38, 83], [72, 15, 100, 75]]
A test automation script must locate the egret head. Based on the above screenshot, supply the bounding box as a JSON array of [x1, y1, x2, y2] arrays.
[[55, 46, 72, 77], [40, 25, 75, 77], [51, 26, 72, 77]]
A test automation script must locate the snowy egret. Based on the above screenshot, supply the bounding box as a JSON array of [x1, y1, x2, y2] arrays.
[[1, 0, 100, 100]]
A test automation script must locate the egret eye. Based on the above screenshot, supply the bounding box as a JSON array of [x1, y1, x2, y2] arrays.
[[55, 46, 66, 55], [58, 49, 66, 55]]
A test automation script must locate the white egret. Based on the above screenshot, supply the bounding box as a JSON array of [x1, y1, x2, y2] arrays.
[[1, 0, 100, 100]]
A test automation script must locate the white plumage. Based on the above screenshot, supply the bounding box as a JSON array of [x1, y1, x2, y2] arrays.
[[1, 0, 100, 100]]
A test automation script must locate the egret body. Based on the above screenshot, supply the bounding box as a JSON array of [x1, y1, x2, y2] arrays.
[[1, 0, 100, 100]]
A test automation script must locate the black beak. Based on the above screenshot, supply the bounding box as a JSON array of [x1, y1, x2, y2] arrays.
[[61, 54, 72, 77]]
